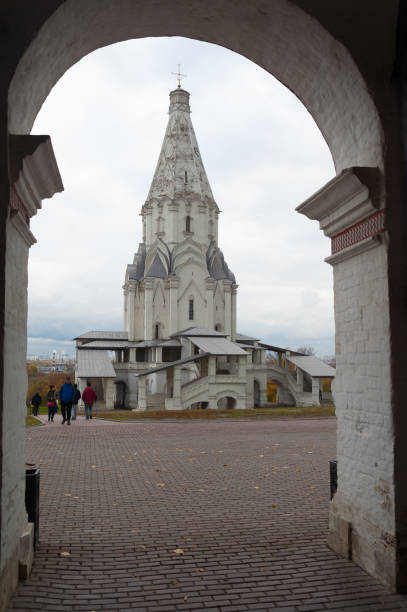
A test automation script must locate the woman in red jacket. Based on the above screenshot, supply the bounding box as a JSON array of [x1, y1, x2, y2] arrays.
[[82, 382, 97, 420]]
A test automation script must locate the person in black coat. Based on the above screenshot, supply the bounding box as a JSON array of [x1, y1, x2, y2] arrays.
[[31, 392, 42, 416]]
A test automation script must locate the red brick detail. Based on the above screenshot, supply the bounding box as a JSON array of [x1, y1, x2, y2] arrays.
[[331, 209, 385, 254], [9, 183, 30, 226]]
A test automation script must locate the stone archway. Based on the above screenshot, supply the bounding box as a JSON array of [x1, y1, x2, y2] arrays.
[[217, 395, 237, 410], [2, 0, 405, 601]]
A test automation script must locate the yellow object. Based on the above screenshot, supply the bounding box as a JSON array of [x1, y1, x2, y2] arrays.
[[267, 379, 277, 403]]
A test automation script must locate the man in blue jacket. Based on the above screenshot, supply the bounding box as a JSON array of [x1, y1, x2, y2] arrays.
[[59, 376, 75, 425]]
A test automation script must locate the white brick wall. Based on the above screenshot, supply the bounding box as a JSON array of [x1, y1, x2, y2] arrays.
[[1, 217, 29, 572], [331, 241, 395, 581]]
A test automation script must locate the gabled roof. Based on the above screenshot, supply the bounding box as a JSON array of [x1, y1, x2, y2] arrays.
[[235, 332, 260, 342], [134, 352, 210, 377], [74, 331, 128, 341], [188, 336, 248, 356], [287, 355, 336, 377], [172, 326, 227, 338], [77, 350, 116, 378]]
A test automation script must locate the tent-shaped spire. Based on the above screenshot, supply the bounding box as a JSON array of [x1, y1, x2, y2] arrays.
[[147, 89, 214, 202]]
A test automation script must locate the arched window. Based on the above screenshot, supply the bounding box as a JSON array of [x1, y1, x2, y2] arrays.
[[186, 215, 191, 233], [184, 170, 188, 184], [189, 298, 194, 321], [155, 324, 160, 339]]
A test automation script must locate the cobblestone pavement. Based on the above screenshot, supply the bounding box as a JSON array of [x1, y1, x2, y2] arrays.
[[9, 416, 407, 611]]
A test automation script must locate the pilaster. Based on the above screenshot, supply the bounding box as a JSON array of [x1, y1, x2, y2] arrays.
[[224, 282, 232, 339], [231, 284, 238, 341], [143, 279, 154, 340], [168, 277, 179, 335], [127, 283, 136, 341], [205, 278, 215, 329], [297, 167, 395, 587]]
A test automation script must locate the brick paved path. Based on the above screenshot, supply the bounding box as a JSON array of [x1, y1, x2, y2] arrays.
[[9, 416, 407, 611]]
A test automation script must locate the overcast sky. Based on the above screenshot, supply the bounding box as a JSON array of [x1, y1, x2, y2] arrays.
[[28, 36, 335, 358]]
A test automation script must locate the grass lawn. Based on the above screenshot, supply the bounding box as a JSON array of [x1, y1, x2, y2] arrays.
[[27, 406, 48, 415], [26, 415, 42, 426], [98, 405, 336, 421]]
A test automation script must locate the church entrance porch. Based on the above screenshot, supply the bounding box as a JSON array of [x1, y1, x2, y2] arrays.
[[8, 416, 407, 611]]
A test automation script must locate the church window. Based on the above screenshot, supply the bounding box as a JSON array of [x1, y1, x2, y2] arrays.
[[189, 298, 194, 321], [185, 170, 188, 184], [186, 215, 191, 232], [155, 324, 160, 339]]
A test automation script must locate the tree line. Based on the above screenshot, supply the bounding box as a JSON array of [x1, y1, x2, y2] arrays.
[[26, 366, 75, 408]]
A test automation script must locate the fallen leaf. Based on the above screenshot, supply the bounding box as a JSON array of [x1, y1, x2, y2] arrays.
[[156, 482, 166, 487], [197, 568, 205, 573], [254, 486, 260, 489], [259, 454, 265, 458], [297, 468, 301, 472], [90, 465, 97, 469], [173, 548, 185, 555], [170, 578, 180, 585], [307, 451, 313, 454], [60, 551, 70, 557], [184, 537, 191, 541], [184, 596, 188, 601], [197, 489, 205, 492], [64, 493, 71, 497], [272, 505, 276, 508]]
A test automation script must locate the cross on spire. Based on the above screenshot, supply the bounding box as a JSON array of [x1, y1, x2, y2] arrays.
[[172, 64, 187, 88]]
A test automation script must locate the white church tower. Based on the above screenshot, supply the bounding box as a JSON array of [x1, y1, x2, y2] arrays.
[[123, 86, 238, 342], [75, 84, 335, 412]]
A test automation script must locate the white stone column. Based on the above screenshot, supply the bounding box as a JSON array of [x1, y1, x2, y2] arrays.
[[168, 277, 179, 335], [172, 366, 181, 409], [238, 355, 247, 379], [144, 279, 154, 340], [136, 377, 147, 411], [205, 278, 215, 329], [155, 346, 163, 363], [312, 377, 320, 405], [208, 356, 216, 381], [231, 284, 238, 341], [224, 282, 232, 339]]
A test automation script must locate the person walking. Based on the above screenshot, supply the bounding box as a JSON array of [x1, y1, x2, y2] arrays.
[[31, 392, 42, 417], [71, 383, 81, 420], [59, 376, 75, 425], [46, 385, 57, 422], [82, 382, 97, 420]]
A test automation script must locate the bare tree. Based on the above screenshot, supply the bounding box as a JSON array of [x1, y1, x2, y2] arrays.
[[296, 345, 316, 356]]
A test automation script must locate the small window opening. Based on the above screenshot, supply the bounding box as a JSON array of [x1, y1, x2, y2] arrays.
[[155, 324, 159, 340], [185, 170, 188, 184], [189, 299, 194, 321], [186, 215, 191, 233]]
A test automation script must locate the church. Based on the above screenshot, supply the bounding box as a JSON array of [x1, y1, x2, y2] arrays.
[[75, 84, 334, 411]]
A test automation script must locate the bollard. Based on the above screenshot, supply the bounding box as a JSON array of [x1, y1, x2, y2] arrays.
[[25, 468, 40, 550]]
